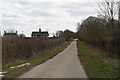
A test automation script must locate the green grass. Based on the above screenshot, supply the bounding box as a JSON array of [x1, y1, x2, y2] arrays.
[[2, 41, 71, 78], [77, 41, 118, 79]]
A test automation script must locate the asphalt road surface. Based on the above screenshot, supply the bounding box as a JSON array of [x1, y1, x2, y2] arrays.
[[20, 41, 87, 78]]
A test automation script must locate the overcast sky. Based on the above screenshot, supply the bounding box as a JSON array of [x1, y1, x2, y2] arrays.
[[0, 0, 117, 37]]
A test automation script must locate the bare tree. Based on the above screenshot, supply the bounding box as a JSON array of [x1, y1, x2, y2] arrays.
[[98, 0, 118, 21], [56, 30, 63, 37], [98, 0, 119, 33], [5, 29, 16, 33]]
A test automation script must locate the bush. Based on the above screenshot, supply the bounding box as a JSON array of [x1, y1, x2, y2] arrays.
[[77, 16, 119, 57]]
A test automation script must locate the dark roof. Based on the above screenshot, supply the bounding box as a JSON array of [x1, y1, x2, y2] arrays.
[[4, 33, 17, 36], [32, 31, 49, 36]]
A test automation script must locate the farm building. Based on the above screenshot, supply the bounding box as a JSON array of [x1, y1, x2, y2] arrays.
[[31, 29, 49, 39], [3, 31, 18, 37]]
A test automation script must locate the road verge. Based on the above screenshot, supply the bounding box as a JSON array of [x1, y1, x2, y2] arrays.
[[77, 41, 118, 79]]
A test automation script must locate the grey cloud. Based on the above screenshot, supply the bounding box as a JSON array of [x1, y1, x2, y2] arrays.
[[17, 2, 60, 17], [19, 2, 56, 9], [24, 9, 56, 17], [2, 14, 18, 18], [66, 8, 97, 16], [61, 2, 98, 16], [2, 0, 99, 36], [62, 2, 98, 9]]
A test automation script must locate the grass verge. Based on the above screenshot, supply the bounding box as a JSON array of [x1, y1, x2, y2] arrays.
[[2, 41, 71, 78], [77, 41, 118, 79]]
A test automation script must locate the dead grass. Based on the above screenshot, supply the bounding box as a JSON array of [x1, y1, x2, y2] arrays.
[[84, 42, 118, 63], [2, 37, 65, 67]]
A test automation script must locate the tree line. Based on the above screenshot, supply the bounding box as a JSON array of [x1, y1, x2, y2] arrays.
[[55, 29, 77, 41], [77, 0, 119, 57]]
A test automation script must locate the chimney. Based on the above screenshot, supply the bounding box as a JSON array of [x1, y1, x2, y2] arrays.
[[39, 28, 41, 32], [16, 31, 17, 34]]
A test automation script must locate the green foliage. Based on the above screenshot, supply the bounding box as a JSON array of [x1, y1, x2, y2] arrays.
[[55, 29, 77, 41], [63, 29, 77, 41], [77, 16, 119, 57]]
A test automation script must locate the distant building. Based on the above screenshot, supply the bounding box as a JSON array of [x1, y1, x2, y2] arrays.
[[3, 31, 18, 37], [31, 29, 49, 39]]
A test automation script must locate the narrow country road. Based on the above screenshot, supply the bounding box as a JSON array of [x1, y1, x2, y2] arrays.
[[20, 41, 87, 78]]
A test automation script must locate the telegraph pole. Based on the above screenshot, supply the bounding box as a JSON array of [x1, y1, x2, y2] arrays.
[[22, 31, 23, 34], [0, 30, 1, 37], [117, 1, 120, 72], [118, 1, 120, 23]]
